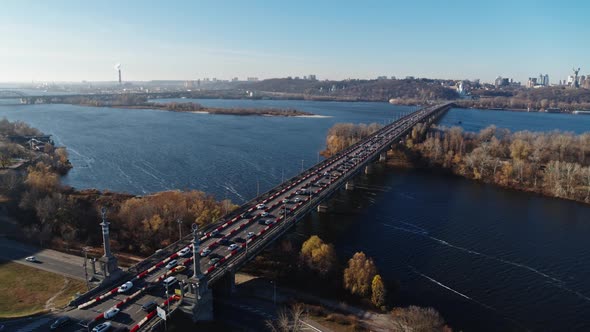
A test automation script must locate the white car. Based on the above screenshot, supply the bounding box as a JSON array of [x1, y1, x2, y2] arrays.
[[200, 248, 211, 257], [228, 243, 240, 251], [117, 281, 133, 293], [282, 199, 289, 204], [246, 232, 255, 239], [260, 212, 269, 217], [25, 256, 37, 262], [92, 322, 111, 332], [165, 260, 178, 270], [256, 203, 266, 209], [177, 247, 190, 257], [104, 307, 120, 319]]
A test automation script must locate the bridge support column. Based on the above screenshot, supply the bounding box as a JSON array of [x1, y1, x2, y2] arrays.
[[364, 164, 374, 175], [345, 180, 355, 191], [379, 152, 387, 162], [182, 278, 213, 322]]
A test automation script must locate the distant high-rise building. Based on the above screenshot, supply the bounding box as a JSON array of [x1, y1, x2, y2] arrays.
[[232, 77, 239, 82], [495, 76, 503, 88], [246, 77, 259, 82], [308, 74, 317, 81], [377, 76, 388, 80]]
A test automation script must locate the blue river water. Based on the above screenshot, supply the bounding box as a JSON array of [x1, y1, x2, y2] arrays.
[[1, 99, 590, 331]]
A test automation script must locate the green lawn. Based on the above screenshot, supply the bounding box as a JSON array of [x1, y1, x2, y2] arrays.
[[0, 261, 86, 318]]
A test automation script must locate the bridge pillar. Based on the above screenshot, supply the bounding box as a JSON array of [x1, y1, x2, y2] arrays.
[[345, 180, 355, 191], [317, 203, 329, 213], [379, 152, 387, 162], [364, 164, 374, 175]]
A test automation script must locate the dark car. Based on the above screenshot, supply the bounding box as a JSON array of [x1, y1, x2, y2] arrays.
[[142, 300, 158, 312], [50, 316, 71, 330], [219, 238, 230, 246]]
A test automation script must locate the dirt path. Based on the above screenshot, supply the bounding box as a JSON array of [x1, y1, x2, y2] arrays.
[[44, 278, 69, 311]]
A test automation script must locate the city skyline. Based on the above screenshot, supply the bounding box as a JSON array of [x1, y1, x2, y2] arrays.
[[0, 0, 589, 83]]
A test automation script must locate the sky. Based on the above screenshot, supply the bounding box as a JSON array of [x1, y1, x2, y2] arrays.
[[0, 0, 589, 83]]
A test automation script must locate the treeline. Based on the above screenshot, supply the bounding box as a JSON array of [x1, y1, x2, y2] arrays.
[[239, 78, 460, 102], [405, 124, 590, 203], [460, 86, 590, 111], [0, 118, 70, 173], [0, 119, 235, 256], [321, 123, 383, 157]]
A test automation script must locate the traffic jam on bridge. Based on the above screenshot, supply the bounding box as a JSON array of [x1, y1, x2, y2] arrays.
[[52, 105, 447, 332]]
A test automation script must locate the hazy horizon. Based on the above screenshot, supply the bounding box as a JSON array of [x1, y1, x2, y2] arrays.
[[1, 0, 589, 84]]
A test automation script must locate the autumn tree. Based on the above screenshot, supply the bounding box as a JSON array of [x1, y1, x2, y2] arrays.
[[300, 235, 337, 276], [371, 274, 387, 308], [389, 306, 449, 332], [343, 252, 378, 297]]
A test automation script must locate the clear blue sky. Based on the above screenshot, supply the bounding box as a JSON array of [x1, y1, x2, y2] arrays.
[[0, 0, 588, 83]]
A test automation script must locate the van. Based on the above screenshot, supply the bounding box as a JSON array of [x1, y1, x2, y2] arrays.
[[162, 276, 178, 288]]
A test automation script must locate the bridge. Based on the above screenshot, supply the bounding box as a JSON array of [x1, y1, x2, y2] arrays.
[[56, 103, 452, 332]]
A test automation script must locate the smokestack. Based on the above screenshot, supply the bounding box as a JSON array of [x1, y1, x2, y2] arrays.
[[114, 63, 122, 84]]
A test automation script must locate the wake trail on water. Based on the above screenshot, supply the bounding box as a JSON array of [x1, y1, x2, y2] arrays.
[[222, 182, 245, 203], [382, 218, 590, 303], [409, 266, 528, 330]]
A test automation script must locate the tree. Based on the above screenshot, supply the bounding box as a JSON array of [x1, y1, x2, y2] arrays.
[[300, 235, 337, 276], [343, 252, 377, 297], [266, 303, 306, 332], [389, 306, 448, 332], [371, 274, 386, 308]]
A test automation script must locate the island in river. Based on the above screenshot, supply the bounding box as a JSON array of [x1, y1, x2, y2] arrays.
[[50, 94, 315, 117]]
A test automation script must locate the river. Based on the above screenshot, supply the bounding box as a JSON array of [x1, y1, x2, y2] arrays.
[[1, 99, 589, 331]]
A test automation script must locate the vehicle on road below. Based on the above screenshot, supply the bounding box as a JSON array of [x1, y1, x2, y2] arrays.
[[246, 232, 255, 239], [25, 256, 37, 262], [50, 316, 70, 330], [200, 248, 211, 257], [260, 212, 269, 217], [171, 265, 186, 274], [210, 229, 219, 237], [177, 247, 190, 257], [264, 219, 274, 225], [142, 300, 158, 312], [104, 307, 120, 319], [165, 260, 178, 270], [117, 281, 133, 293], [162, 276, 178, 288], [209, 258, 220, 266], [282, 198, 289, 204], [228, 243, 240, 251], [293, 197, 301, 203], [92, 322, 111, 332], [256, 203, 266, 209]]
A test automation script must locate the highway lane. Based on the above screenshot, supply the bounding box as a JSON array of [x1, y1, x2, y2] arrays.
[[26, 105, 446, 331], [0, 238, 86, 280]]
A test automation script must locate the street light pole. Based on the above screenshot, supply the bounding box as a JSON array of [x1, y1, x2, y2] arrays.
[[82, 247, 89, 291], [177, 219, 183, 242]]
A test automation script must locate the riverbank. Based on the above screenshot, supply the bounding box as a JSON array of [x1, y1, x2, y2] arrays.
[[117, 103, 314, 117]]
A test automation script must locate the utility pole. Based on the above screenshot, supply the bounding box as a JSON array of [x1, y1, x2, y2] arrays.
[[82, 247, 90, 290], [177, 219, 183, 242]]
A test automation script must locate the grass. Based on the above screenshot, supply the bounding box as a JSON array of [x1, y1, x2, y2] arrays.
[[0, 261, 86, 318]]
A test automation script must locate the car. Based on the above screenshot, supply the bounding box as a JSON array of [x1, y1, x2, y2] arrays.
[[209, 258, 220, 266], [210, 229, 220, 236], [177, 247, 190, 257], [162, 276, 178, 288], [141, 300, 158, 312], [256, 203, 266, 209], [264, 219, 274, 225], [104, 307, 120, 319], [293, 197, 301, 203], [246, 232, 255, 239], [260, 212, 269, 217], [323, 171, 330, 176], [200, 248, 211, 257], [295, 190, 302, 195], [282, 198, 289, 204], [92, 322, 111, 332], [117, 281, 133, 293], [219, 238, 230, 246], [228, 243, 240, 251], [171, 265, 186, 274], [50, 316, 70, 330], [165, 260, 178, 270], [25, 256, 37, 262]]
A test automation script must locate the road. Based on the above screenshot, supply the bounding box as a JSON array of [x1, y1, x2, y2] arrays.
[[0, 238, 86, 280]]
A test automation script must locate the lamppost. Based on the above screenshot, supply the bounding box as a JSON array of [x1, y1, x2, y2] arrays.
[[82, 247, 90, 291], [176, 219, 183, 242]]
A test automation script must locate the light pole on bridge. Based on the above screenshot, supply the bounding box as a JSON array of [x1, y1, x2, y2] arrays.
[[177, 218, 183, 242]]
